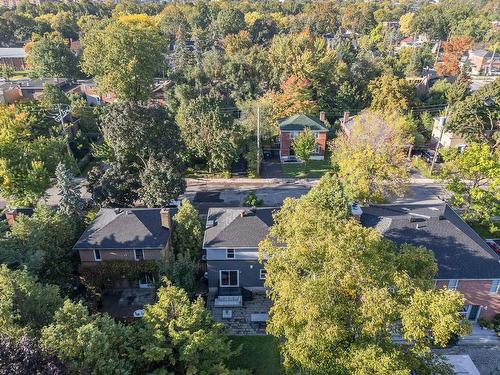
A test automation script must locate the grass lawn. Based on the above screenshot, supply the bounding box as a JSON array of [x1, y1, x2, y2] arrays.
[[227, 336, 282, 374], [282, 158, 332, 178], [469, 222, 499, 239]]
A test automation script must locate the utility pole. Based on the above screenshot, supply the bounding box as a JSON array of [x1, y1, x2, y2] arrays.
[[429, 105, 448, 175], [256, 106, 260, 177], [50, 104, 78, 167]]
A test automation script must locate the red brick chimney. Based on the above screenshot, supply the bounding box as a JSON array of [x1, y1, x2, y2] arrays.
[[5, 208, 18, 226], [319, 111, 326, 123], [160, 208, 172, 230]]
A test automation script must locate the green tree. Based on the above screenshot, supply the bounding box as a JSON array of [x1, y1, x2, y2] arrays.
[[332, 110, 410, 203], [368, 74, 415, 114], [258, 176, 470, 374], [447, 79, 499, 149], [0, 265, 63, 339], [215, 7, 244, 37], [82, 14, 163, 100], [172, 198, 203, 261], [137, 280, 236, 374], [169, 254, 197, 296], [0, 205, 79, 289], [440, 143, 499, 227], [0, 64, 15, 80], [41, 300, 134, 375], [26, 33, 79, 79], [55, 162, 86, 222], [293, 128, 316, 174]]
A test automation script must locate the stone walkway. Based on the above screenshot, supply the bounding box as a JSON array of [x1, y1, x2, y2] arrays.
[[209, 292, 272, 335]]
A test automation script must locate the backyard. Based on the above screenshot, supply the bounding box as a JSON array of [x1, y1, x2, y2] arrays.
[[227, 336, 282, 374]]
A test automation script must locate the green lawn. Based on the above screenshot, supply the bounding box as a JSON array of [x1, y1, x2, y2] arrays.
[[282, 158, 332, 178], [227, 336, 282, 374]]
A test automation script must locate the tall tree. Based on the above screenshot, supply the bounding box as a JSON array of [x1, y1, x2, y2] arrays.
[[55, 162, 86, 222], [368, 74, 414, 114], [137, 280, 236, 374], [41, 300, 135, 375], [293, 128, 317, 174], [332, 110, 410, 203], [447, 79, 499, 148], [259, 175, 469, 374], [26, 33, 79, 79], [82, 14, 163, 100], [435, 36, 473, 77], [440, 143, 499, 227], [0, 265, 63, 339], [172, 198, 203, 261]]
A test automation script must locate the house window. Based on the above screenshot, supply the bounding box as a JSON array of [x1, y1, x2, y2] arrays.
[[135, 249, 144, 261], [139, 272, 155, 288], [314, 144, 321, 154], [94, 249, 101, 261], [259, 269, 267, 280], [490, 280, 500, 293], [315, 132, 320, 139], [226, 249, 235, 259], [220, 270, 239, 287], [289, 131, 299, 139], [448, 279, 459, 290]]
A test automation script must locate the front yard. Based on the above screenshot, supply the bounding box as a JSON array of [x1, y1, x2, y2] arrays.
[[282, 158, 332, 178], [227, 336, 282, 374]]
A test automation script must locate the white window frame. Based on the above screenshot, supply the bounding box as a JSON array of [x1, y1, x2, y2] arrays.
[[134, 249, 144, 261], [289, 131, 298, 140], [490, 279, 500, 294], [93, 249, 101, 261], [259, 269, 267, 280], [314, 143, 321, 154], [226, 249, 235, 259], [138, 272, 155, 288], [314, 132, 320, 139], [448, 279, 459, 290], [219, 270, 239, 287]]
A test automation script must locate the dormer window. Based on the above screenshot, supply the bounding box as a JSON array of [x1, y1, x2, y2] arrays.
[[135, 249, 144, 261]]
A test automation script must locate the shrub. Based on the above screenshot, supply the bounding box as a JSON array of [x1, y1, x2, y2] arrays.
[[244, 192, 263, 207]]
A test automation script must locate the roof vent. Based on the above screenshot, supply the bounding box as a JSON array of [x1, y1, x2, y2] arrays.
[[206, 219, 216, 228], [114, 208, 123, 215]]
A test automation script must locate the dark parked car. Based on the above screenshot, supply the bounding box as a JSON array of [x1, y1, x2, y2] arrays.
[[422, 149, 442, 164]]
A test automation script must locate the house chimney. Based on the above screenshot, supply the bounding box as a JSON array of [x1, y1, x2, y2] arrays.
[[319, 111, 326, 123], [341, 111, 350, 126], [5, 208, 18, 226], [160, 208, 172, 230], [350, 203, 362, 222]]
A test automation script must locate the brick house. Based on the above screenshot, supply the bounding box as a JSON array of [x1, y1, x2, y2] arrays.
[[361, 203, 500, 320], [279, 114, 328, 162], [73, 208, 173, 289], [466, 49, 500, 76]]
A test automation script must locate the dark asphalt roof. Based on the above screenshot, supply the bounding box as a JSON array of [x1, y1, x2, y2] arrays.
[[73, 208, 172, 250], [203, 207, 277, 248], [361, 204, 500, 279], [279, 114, 327, 132]]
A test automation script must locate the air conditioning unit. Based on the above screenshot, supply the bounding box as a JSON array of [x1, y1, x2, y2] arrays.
[[222, 309, 233, 319]]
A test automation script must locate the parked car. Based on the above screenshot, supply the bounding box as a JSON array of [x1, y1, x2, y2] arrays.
[[422, 149, 442, 164], [486, 239, 500, 255]]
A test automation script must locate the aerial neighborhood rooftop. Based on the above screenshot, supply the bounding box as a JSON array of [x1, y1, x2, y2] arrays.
[[0, 0, 498, 374]]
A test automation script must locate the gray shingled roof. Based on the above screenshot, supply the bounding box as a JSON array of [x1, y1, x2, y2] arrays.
[[203, 207, 277, 248], [73, 208, 172, 250], [361, 203, 500, 279], [279, 114, 327, 132]]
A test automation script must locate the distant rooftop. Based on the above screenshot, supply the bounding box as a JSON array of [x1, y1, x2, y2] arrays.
[[361, 203, 500, 279], [279, 114, 327, 132]]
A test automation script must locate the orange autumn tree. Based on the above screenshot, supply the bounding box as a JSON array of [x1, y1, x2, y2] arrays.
[[435, 36, 473, 76], [264, 75, 318, 121]]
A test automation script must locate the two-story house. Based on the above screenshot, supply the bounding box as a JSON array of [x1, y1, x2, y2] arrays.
[[73, 207, 173, 289], [279, 114, 328, 162], [360, 203, 500, 320], [203, 207, 277, 306], [431, 116, 467, 150]]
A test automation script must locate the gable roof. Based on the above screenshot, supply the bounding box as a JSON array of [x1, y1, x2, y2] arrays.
[[203, 207, 277, 248], [279, 114, 327, 132], [73, 208, 172, 250], [361, 203, 500, 279]]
